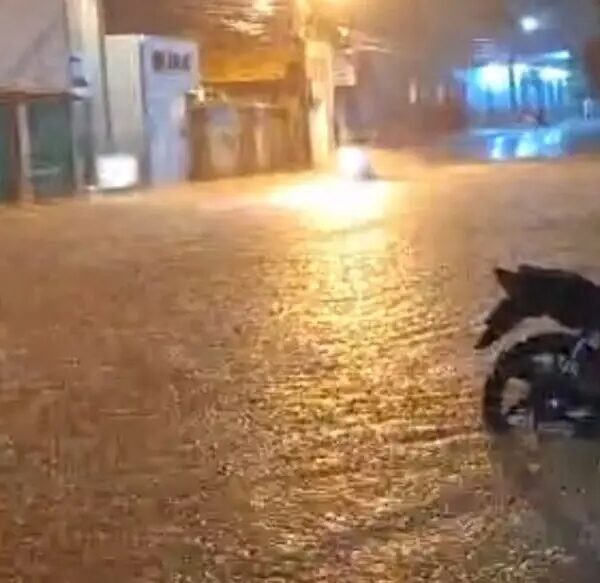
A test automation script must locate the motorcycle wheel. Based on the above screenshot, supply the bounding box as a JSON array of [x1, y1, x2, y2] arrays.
[[483, 333, 578, 435]]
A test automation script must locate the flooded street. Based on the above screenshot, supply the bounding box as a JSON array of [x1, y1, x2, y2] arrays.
[[3, 155, 600, 580]]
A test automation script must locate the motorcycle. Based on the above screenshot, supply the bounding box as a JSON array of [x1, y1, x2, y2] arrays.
[[476, 265, 600, 439]]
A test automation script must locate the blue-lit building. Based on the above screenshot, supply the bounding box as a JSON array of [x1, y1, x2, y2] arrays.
[[458, 50, 575, 125], [457, 0, 599, 126], [355, 0, 600, 137]]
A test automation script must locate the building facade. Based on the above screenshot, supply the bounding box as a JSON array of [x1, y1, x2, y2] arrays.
[[458, 0, 600, 125], [347, 0, 600, 137], [0, 0, 110, 201], [0, 0, 72, 201], [104, 0, 335, 169], [105, 35, 199, 186]]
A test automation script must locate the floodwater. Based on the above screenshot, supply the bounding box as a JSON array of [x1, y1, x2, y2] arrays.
[[429, 120, 600, 164], [2, 157, 600, 580]]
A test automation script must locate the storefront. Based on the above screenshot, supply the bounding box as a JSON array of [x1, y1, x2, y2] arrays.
[[0, 0, 89, 201], [28, 96, 76, 198], [0, 96, 76, 201], [458, 50, 576, 125]]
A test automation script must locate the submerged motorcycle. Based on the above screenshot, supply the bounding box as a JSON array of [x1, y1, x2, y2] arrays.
[[336, 135, 376, 181], [337, 145, 374, 180], [477, 265, 600, 439]]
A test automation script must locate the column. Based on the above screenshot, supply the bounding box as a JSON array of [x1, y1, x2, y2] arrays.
[[14, 102, 34, 202]]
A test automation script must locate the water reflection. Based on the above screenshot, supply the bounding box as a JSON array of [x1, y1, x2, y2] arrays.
[[488, 128, 565, 161], [488, 434, 600, 570], [271, 178, 394, 231], [255, 176, 470, 580], [441, 122, 600, 162]]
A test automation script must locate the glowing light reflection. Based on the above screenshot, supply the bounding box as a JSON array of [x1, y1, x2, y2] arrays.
[[479, 63, 510, 92], [253, 0, 274, 14], [476, 63, 569, 94], [271, 178, 394, 230], [490, 135, 508, 161], [515, 131, 539, 159]]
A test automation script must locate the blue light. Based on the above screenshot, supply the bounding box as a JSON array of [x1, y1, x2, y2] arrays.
[[478, 63, 510, 92], [543, 128, 563, 148], [515, 132, 539, 159], [539, 66, 570, 83], [490, 135, 509, 161], [546, 50, 571, 61], [513, 63, 529, 81]]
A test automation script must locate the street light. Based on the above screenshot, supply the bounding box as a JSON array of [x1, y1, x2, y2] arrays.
[[520, 16, 540, 34]]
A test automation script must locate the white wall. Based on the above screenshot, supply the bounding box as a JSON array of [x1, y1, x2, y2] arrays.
[[105, 36, 146, 175], [141, 37, 199, 185], [0, 0, 70, 94]]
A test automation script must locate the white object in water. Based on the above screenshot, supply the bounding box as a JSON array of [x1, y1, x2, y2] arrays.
[[337, 146, 372, 180], [97, 154, 139, 191]]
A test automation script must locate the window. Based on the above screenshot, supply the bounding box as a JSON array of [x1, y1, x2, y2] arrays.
[[152, 50, 166, 72]]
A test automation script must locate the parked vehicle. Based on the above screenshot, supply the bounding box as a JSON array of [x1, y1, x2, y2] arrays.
[[476, 265, 600, 439]]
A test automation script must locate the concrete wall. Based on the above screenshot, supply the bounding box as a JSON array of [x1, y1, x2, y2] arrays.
[[0, 0, 70, 94], [65, 0, 111, 153]]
